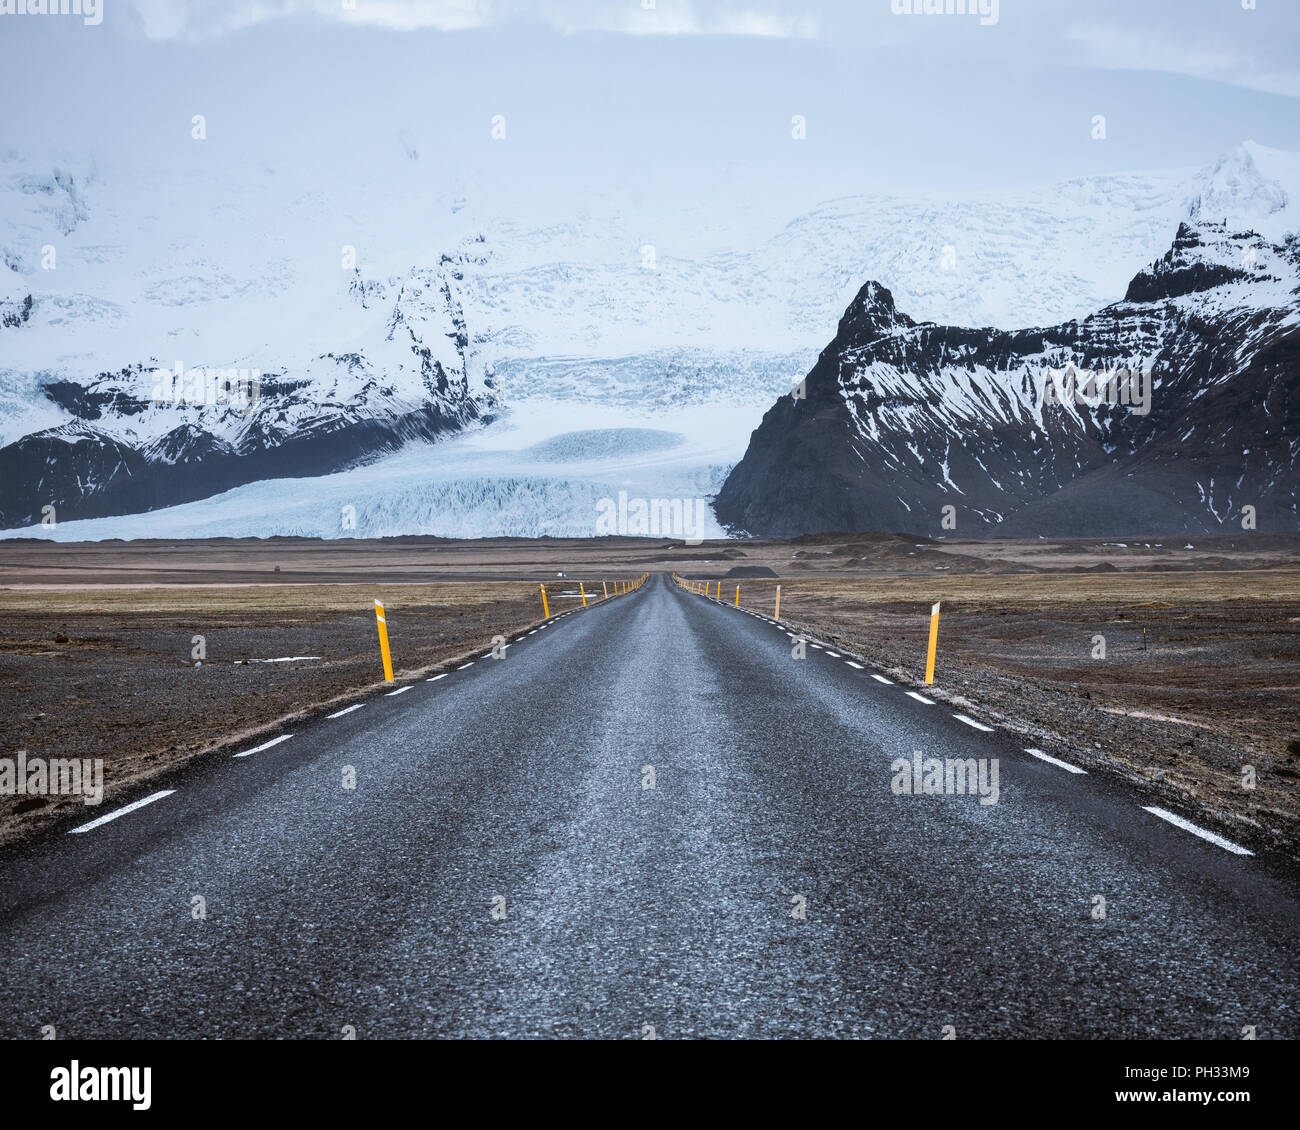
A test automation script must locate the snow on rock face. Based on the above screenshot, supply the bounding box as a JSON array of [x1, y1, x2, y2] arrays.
[[0, 246, 494, 528], [715, 219, 1300, 539]]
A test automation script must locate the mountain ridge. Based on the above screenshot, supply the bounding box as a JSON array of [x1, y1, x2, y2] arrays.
[[714, 218, 1299, 538]]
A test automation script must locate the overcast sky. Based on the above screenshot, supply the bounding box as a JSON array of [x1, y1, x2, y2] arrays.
[[2, 0, 1297, 213]]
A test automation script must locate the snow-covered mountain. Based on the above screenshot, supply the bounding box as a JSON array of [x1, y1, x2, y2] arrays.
[[716, 213, 1300, 537], [1, 141, 1296, 539]]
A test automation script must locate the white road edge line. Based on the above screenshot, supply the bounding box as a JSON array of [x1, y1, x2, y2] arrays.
[[1143, 806, 1253, 856], [825, 651, 841, 658], [845, 661, 864, 669], [233, 734, 294, 758], [905, 691, 935, 705], [953, 713, 994, 732], [1025, 747, 1086, 774], [385, 686, 412, 696], [427, 673, 448, 681], [458, 662, 474, 669], [870, 674, 893, 684], [69, 790, 176, 834], [327, 704, 365, 719]]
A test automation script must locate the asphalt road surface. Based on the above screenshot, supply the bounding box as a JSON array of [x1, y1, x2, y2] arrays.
[[1, 574, 1296, 1039]]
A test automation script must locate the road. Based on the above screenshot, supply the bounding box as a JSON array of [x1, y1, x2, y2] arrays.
[[1, 574, 1296, 1039]]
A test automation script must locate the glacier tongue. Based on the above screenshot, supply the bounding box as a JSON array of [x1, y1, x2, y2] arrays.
[[3, 401, 741, 541]]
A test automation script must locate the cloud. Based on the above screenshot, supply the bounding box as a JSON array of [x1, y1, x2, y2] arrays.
[[121, 0, 819, 42], [1064, 21, 1300, 100]]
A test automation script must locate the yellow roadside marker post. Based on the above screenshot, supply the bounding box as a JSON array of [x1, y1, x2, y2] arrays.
[[774, 585, 782, 620], [925, 601, 941, 685], [735, 585, 740, 607], [580, 582, 587, 608], [540, 584, 550, 618], [374, 600, 394, 683]]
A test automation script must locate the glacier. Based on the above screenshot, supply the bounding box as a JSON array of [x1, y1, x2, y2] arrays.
[[2, 140, 1298, 540]]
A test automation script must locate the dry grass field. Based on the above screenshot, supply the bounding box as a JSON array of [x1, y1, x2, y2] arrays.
[[0, 580, 580, 845]]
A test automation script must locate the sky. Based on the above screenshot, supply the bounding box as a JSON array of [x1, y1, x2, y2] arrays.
[[0, 0, 1297, 217]]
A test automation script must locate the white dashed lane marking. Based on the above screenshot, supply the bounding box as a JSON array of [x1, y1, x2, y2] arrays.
[[1143, 806, 1253, 856], [1025, 747, 1086, 774], [427, 673, 447, 682], [327, 704, 365, 719], [707, 581, 1228, 855], [385, 686, 412, 697], [68, 790, 176, 834], [233, 734, 294, 759], [953, 713, 995, 732], [458, 662, 474, 670]]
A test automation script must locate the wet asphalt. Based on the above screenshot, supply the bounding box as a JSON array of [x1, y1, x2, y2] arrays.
[[0, 574, 1296, 1039]]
